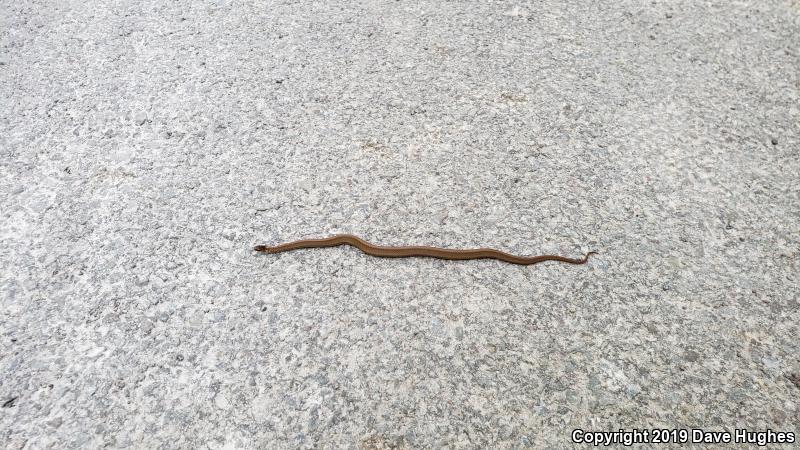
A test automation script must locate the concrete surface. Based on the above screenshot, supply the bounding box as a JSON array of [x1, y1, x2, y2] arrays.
[[1, 0, 799, 448]]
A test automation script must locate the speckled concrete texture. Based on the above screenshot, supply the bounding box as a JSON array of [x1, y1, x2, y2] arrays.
[[1, 0, 799, 448]]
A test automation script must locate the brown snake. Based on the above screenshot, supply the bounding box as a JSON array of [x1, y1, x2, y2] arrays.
[[254, 234, 596, 266]]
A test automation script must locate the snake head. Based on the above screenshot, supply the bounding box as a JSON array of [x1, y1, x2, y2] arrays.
[[253, 245, 269, 252], [584, 251, 599, 261]]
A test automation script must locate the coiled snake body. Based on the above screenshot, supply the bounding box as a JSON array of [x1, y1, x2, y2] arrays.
[[254, 234, 595, 266]]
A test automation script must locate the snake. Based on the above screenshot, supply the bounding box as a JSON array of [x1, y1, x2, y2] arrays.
[[254, 234, 596, 266]]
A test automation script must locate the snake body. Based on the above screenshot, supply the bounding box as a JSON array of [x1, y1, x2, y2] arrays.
[[254, 234, 595, 266]]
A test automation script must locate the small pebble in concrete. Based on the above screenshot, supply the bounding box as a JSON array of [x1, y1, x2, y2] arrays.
[[134, 112, 147, 125]]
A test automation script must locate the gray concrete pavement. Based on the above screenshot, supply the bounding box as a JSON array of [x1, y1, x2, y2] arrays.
[[1, 0, 798, 448]]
